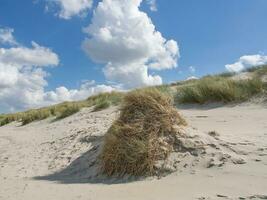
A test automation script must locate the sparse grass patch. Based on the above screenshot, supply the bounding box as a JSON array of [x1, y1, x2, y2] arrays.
[[253, 65, 267, 77], [176, 77, 264, 104], [55, 104, 80, 120], [0, 114, 21, 126], [93, 100, 111, 112], [100, 89, 186, 177], [88, 91, 123, 107], [0, 91, 124, 126], [90, 91, 124, 112], [21, 109, 51, 125], [150, 84, 172, 95], [245, 65, 267, 73]]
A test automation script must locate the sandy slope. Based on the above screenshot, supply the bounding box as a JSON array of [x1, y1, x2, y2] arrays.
[[0, 104, 267, 200]]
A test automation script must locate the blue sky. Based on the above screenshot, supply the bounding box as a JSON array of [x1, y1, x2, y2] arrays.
[[1, 0, 267, 112]]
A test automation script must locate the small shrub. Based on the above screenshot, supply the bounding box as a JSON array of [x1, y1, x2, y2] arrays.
[[100, 89, 186, 177]]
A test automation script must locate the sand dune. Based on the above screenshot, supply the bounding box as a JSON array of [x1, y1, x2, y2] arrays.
[[0, 104, 267, 200]]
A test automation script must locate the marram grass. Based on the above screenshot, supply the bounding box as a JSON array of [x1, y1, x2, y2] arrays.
[[1, 66, 266, 126], [99, 89, 186, 177], [0, 91, 124, 126], [176, 76, 264, 104]]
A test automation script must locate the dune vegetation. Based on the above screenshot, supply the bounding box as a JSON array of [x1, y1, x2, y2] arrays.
[[176, 77, 264, 104], [0, 91, 124, 126], [1, 65, 267, 127], [99, 89, 186, 176]]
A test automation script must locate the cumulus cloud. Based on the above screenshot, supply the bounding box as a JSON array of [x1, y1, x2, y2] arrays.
[[82, 0, 179, 88], [225, 54, 267, 72], [104, 62, 162, 88], [44, 83, 114, 103], [146, 0, 157, 12], [0, 38, 59, 111], [46, 0, 93, 19], [0, 28, 114, 112], [0, 28, 18, 46], [0, 42, 59, 67]]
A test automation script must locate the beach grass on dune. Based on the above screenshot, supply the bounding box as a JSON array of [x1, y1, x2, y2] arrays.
[[21, 109, 52, 125], [90, 91, 123, 112], [176, 76, 264, 104], [1, 65, 266, 126], [99, 89, 186, 177], [0, 114, 22, 126], [0, 91, 124, 126], [216, 71, 236, 78], [245, 65, 267, 74], [93, 100, 111, 112], [55, 104, 81, 120], [253, 65, 267, 78]]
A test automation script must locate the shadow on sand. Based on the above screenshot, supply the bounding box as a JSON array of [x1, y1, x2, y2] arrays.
[[33, 135, 140, 185]]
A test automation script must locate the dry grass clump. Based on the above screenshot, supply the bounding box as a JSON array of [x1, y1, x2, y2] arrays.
[[176, 76, 264, 104], [100, 89, 186, 177]]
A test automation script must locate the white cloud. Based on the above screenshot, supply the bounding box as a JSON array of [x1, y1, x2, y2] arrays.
[[44, 84, 115, 103], [0, 42, 59, 67], [146, 0, 157, 12], [0, 28, 18, 46], [186, 76, 198, 81], [104, 62, 162, 88], [46, 0, 93, 19], [82, 0, 179, 88], [0, 38, 59, 111], [0, 61, 52, 112], [0, 28, 115, 112], [189, 66, 196, 74], [226, 54, 267, 73], [0, 63, 19, 88]]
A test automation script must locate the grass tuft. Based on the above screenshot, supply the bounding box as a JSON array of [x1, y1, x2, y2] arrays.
[[93, 100, 111, 112], [99, 89, 186, 177], [21, 110, 51, 125], [0, 114, 21, 126], [55, 105, 80, 120], [176, 77, 264, 104]]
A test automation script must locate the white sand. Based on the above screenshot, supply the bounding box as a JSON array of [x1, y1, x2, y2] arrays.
[[0, 104, 267, 200]]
